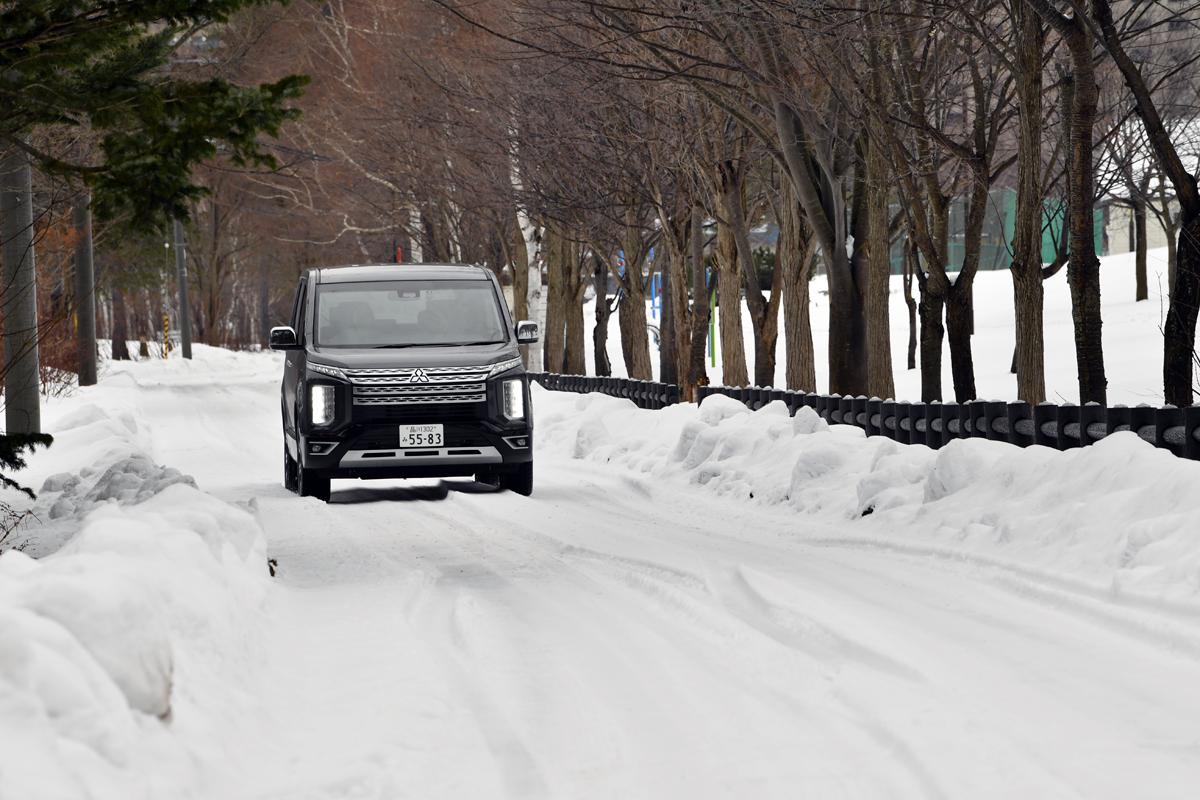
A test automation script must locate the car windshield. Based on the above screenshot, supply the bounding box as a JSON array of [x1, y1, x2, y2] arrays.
[[315, 279, 507, 348]]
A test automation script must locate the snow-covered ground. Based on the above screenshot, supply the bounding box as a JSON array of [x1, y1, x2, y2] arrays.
[[5, 345, 1200, 798], [591, 247, 1180, 405]]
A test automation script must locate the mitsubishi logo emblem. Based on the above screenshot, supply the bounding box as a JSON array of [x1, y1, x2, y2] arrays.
[[409, 369, 430, 383]]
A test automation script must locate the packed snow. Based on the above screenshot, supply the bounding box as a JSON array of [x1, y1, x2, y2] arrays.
[[3, 344, 1200, 798]]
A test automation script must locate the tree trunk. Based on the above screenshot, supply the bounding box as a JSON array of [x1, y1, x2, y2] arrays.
[[617, 269, 653, 380], [651, 208, 689, 387], [720, 163, 779, 387], [562, 239, 587, 375], [1166, 218, 1178, 298], [511, 212, 529, 323], [946, 176, 987, 402], [1062, 38, 1107, 404], [564, 277, 586, 376], [669, 228, 690, 385], [591, 256, 612, 377], [865, 137, 895, 399], [112, 289, 130, 360], [772, 99, 867, 395], [0, 145, 41, 432], [1166, 212, 1200, 405], [672, 241, 691, 383], [780, 189, 816, 392], [828, 261, 868, 397], [903, 242, 918, 372], [258, 262, 271, 347], [714, 219, 748, 386], [659, 263, 675, 385], [945, 284, 975, 402], [524, 228, 544, 369], [1133, 198, 1148, 302], [662, 235, 691, 388], [916, 194, 950, 401], [751, 263, 782, 388], [542, 225, 566, 373], [1011, 4, 1047, 404], [73, 193, 98, 387], [918, 274, 945, 402], [685, 205, 710, 397], [172, 217, 193, 358]]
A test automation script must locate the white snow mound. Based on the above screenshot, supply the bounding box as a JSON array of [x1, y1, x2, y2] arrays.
[[537, 387, 1200, 603], [0, 400, 270, 799]]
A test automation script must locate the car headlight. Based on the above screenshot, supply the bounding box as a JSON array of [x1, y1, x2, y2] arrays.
[[488, 357, 523, 378], [310, 384, 336, 426], [501, 378, 525, 420], [308, 362, 347, 381]]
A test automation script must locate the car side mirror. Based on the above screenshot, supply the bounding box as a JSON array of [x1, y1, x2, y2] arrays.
[[516, 320, 539, 344], [269, 326, 300, 351]]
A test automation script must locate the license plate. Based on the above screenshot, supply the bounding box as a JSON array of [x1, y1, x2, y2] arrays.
[[398, 424, 444, 448]]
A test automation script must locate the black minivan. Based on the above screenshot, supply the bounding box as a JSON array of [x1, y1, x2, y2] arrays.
[[269, 264, 537, 501]]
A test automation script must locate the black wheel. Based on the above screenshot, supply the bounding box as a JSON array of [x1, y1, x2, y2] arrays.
[[500, 461, 533, 497], [283, 443, 299, 493], [298, 464, 331, 502]]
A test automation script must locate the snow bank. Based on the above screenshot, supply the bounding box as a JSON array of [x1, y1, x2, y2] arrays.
[[0, 397, 270, 799], [538, 387, 1200, 604]]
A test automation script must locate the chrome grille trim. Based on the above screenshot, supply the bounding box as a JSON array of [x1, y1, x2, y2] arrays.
[[346, 364, 486, 376], [353, 382, 485, 396], [343, 364, 497, 406], [344, 365, 490, 383], [354, 393, 486, 405]]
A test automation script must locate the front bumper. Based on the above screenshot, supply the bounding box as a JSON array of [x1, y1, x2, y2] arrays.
[[298, 392, 532, 480]]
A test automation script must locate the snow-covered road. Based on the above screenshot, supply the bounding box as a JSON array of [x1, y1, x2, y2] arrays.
[[103, 353, 1200, 799]]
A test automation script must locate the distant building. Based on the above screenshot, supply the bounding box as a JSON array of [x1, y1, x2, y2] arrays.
[[1103, 200, 1177, 257]]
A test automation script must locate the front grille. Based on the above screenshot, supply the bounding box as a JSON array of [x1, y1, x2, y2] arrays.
[[343, 365, 490, 406]]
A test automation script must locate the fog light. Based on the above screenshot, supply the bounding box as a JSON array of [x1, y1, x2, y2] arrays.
[[310, 384, 335, 426], [502, 378, 524, 420]]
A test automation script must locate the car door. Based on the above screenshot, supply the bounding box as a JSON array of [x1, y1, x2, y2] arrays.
[[282, 277, 308, 442]]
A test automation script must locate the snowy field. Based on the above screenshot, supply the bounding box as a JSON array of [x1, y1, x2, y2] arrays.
[[3, 345, 1200, 798], [592, 246, 1181, 405]]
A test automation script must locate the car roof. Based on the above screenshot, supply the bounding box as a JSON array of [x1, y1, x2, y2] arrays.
[[315, 263, 491, 284]]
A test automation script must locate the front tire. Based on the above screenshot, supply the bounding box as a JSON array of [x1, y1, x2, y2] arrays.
[[297, 461, 331, 502], [500, 461, 533, 497]]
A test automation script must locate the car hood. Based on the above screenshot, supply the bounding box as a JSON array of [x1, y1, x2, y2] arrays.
[[309, 341, 519, 370]]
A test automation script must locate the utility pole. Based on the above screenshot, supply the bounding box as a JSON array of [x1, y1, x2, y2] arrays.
[[0, 145, 41, 433], [73, 192, 97, 386], [172, 216, 193, 359]]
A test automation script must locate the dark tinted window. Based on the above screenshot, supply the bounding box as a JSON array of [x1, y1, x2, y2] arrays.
[[315, 280, 507, 348]]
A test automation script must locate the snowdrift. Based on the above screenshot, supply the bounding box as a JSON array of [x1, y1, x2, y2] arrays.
[[538, 387, 1200, 604], [0, 396, 270, 799]]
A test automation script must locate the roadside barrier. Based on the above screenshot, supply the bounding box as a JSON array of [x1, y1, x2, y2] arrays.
[[529, 372, 1200, 461], [530, 372, 680, 410]]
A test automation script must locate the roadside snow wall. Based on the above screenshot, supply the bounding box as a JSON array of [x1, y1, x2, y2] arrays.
[[0, 402, 270, 799], [538, 389, 1200, 605]]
